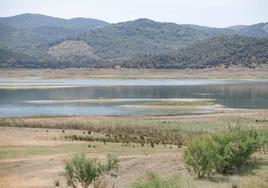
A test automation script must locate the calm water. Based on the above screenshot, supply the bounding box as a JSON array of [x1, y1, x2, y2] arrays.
[[0, 79, 268, 117]]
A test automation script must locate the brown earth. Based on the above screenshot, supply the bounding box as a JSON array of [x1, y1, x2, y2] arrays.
[[0, 110, 267, 188], [0, 126, 184, 188]]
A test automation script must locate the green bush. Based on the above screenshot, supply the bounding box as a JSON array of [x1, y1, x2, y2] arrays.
[[183, 135, 217, 178], [213, 128, 258, 173], [183, 128, 260, 178], [131, 173, 181, 188], [64, 154, 118, 188]]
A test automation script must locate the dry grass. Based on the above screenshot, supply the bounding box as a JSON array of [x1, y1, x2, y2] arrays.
[[0, 111, 267, 187], [1, 110, 267, 133]]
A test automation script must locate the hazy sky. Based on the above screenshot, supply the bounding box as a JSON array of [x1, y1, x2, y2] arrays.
[[0, 0, 267, 27]]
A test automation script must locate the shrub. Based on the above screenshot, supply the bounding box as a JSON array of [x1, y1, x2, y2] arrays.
[[183, 135, 217, 178], [63, 154, 118, 188], [213, 128, 258, 173], [131, 173, 181, 188], [183, 128, 260, 178]]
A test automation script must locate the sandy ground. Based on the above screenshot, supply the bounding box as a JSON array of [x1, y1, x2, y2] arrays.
[[0, 67, 268, 80], [0, 127, 184, 188]]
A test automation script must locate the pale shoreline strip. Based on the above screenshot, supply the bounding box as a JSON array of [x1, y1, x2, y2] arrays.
[[25, 98, 214, 104]]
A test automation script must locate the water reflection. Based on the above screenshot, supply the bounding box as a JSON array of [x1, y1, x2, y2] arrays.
[[0, 80, 267, 117]]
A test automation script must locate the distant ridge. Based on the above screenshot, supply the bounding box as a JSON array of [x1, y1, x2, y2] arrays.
[[0, 13, 108, 29], [0, 13, 267, 69]]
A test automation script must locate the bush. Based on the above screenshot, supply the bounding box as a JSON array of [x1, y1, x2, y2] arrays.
[[131, 173, 181, 188], [183, 135, 217, 178], [64, 154, 118, 188], [213, 128, 258, 174], [183, 128, 260, 178]]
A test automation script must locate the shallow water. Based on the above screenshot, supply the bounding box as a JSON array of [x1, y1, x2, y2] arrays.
[[0, 79, 267, 117]]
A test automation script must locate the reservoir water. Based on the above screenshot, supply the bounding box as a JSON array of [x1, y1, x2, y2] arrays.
[[0, 79, 267, 117]]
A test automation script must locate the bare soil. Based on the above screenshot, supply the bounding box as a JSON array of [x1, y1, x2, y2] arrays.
[[0, 127, 183, 188], [0, 110, 267, 188]]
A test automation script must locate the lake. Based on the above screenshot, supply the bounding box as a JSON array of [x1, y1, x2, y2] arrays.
[[0, 79, 268, 117]]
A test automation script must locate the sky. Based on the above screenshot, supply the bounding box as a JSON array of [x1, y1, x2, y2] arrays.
[[0, 0, 267, 27]]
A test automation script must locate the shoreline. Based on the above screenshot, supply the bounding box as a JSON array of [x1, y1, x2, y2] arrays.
[[24, 98, 214, 104], [1, 108, 266, 121], [0, 67, 268, 80], [0, 78, 267, 90]]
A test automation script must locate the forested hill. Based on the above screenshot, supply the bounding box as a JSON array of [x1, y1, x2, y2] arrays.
[[0, 14, 267, 69], [121, 36, 268, 69], [77, 19, 211, 59]]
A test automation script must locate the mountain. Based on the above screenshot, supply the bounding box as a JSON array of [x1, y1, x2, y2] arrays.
[[121, 36, 268, 69], [184, 23, 268, 38], [0, 13, 108, 30], [228, 23, 268, 37], [75, 19, 268, 67], [184, 24, 236, 36], [77, 19, 212, 59], [0, 14, 267, 69], [228, 25, 247, 31], [0, 14, 109, 56], [237, 23, 268, 37]]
